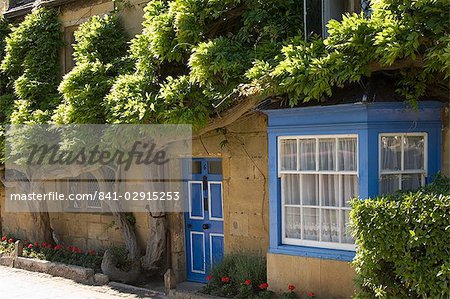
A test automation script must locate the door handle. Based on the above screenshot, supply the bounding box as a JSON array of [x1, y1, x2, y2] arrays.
[[187, 224, 192, 228], [202, 223, 209, 230]]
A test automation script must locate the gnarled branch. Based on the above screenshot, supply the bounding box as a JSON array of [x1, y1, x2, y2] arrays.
[[370, 57, 424, 72]]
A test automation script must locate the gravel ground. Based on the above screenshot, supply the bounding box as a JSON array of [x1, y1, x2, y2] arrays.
[[0, 265, 166, 299]]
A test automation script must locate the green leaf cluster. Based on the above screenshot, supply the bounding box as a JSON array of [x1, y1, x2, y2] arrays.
[[249, 0, 450, 105], [350, 175, 450, 298], [1, 8, 61, 123], [56, 14, 130, 124], [202, 253, 270, 298], [109, 0, 303, 128]]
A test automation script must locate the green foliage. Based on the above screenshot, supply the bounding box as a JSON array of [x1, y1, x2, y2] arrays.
[[112, 0, 304, 127], [56, 14, 130, 124], [202, 253, 273, 298], [0, 17, 11, 97], [22, 242, 102, 270], [104, 73, 155, 124], [350, 175, 450, 298], [249, 0, 450, 105], [72, 14, 128, 65], [1, 8, 61, 116]]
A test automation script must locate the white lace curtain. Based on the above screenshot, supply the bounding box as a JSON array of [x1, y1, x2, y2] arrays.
[[281, 137, 357, 244], [380, 135, 425, 194]]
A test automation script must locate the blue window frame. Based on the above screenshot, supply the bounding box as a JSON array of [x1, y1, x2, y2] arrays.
[[265, 102, 443, 261]]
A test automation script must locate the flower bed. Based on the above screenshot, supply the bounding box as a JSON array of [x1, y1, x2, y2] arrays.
[[1, 236, 102, 271], [201, 254, 316, 299]]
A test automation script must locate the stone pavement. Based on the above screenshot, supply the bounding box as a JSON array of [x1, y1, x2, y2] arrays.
[[0, 265, 166, 298]]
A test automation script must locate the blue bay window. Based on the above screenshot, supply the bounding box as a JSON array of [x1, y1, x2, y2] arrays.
[[265, 102, 443, 261]]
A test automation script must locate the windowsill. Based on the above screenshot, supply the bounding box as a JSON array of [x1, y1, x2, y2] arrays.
[[269, 244, 355, 262]]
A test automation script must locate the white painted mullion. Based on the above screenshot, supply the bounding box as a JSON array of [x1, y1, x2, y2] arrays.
[[315, 138, 319, 171], [299, 174, 303, 240], [401, 135, 405, 169], [338, 174, 343, 244], [335, 137, 339, 171], [319, 173, 322, 242], [281, 175, 286, 241]]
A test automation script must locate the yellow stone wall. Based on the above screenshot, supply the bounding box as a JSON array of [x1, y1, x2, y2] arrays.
[[0, 112, 269, 282], [191, 112, 270, 255], [267, 253, 356, 298]]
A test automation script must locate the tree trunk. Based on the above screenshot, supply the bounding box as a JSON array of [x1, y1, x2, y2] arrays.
[[112, 211, 141, 263], [142, 212, 167, 272], [30, 212, 54, 243], [27, 181, 54, 244]]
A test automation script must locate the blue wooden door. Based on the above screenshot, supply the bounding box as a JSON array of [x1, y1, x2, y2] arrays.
[[185, 158, 224, 282]]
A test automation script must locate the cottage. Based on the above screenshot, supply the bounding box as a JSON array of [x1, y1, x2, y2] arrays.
[[0, 0, 448, 298]]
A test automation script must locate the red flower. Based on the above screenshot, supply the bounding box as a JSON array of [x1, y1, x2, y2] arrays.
[[221, 276, 230, 283], [46, 244, 53, 249], [66, 245, 72, 251], [41, 242, 47, 247], [54, 245, 63, 250], [259, 283, 269, 290], [288, 284, 295, 291], [34, 242, 39, 247], [87, 249, 96, 255], [308, 292, 315, 298], [1, 236, 6, 242], [27, 244, 33, 249], [206, 275, 213, 281], [8, 238, 14, 244], [78, 249, 84, 254], [244, 279, 251, 286]]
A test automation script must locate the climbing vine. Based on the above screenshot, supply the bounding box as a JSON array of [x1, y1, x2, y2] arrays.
[[55, 14, 130, 124], [247, 0, 450, 106], [105, 0, 304, 128], [1, 8, 61, 124]]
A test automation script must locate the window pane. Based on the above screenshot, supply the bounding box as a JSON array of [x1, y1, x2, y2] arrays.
[[208, 161, 222, 174], [380, 174, 400, 194], [321, 209, 339, 242], [303, 208, 319, 241], [299, 139, 316, 170], [380, 136, 401, 171], [301, 174, 318, 206], [402, 174, 422, 191], [341, 210, 353, 244], [280, 139, 297, 171], [404, 136, 424, 170], [321, 174, 339, 207], [342, 175, 358, 208], [319, 138, 336, 171], [285, 207, 301, 239], [192, 161, 202, 174], [338, 138, 357, 171], [283, 175, 300, 205]]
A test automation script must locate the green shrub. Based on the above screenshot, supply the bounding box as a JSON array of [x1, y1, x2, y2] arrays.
[[202, 253, 273, 298], [350, 175, 450, 298]]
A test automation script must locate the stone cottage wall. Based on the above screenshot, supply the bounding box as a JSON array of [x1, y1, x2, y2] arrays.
[[0, 112, 269, 283], [191, 112, 270, 255]]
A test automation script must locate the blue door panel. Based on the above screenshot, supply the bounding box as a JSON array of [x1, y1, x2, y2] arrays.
[[185, 158, 224, 282], [191, 232, 205, 273], [209, 183, 223, 220], [210, 234, 224, 268], [189, 182, 204, 218]]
